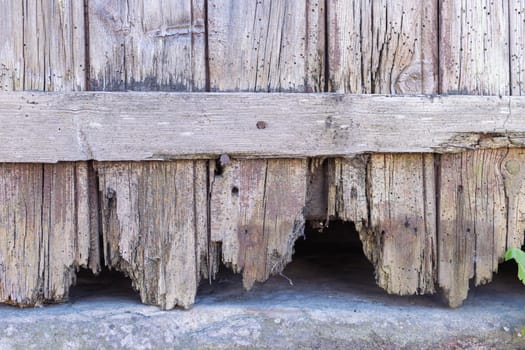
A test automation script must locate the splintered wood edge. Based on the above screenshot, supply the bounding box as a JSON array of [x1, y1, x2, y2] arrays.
[[1, 92, 524, 162]]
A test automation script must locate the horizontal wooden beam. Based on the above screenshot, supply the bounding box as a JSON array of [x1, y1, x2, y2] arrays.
[[1, 92, 525, 162]]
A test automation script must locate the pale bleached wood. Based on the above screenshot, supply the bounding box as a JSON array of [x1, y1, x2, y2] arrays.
[[75, 162, 101, 273], [510, 0, 525, 95], [364, 154, 436, 295], [440, 0, 509, 95], [0, 163, 96, 305], [210, 159, 306, 289], [88, 0, 206, 91], [0, 164, 44, 305], [0, 0, 86, 91], [96, 161, 207, 309], [207, 0, 319, 289], [208, 0, 324, 92], [328, 0, 437, 94], [438, 0, 512, 307], [438, 150, 508, 306], [502, 149, 525, 250], [0, 0, 96, 307], [4, 92, 525, 162], [328, 0, 438, 297], [327, 156, 369, 232], [88, 0, 210, 310]]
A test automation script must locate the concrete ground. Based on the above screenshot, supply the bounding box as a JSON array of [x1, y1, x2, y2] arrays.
[[0, 227, 524, 349]]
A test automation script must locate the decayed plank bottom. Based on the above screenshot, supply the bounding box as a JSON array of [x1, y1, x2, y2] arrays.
[[0, 152, 522, 309]]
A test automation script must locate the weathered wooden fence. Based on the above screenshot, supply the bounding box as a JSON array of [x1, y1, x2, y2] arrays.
[[1, 0, 524, 310]]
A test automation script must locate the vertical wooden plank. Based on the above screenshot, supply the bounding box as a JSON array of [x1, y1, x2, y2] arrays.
[[96, 161, 207, 309], [438, 0, 511, 307], [365, 154, 436, 295], [88, 0, 206, 91], [507, 3, 525, 250], [0, 1, 96, 306], [207, 0, 319, 287], [328, 0, 438, 295], [440, 0, 509, 95], [510, 0, 525, 95], [88, 0, 208, 309], [208, 0, 325, 92], [0, 165, 43, 305], [328, 0, 437, 94], [0, 0, 86, 91], [327, 156, 369, 232], [210, 159, 306, 290]]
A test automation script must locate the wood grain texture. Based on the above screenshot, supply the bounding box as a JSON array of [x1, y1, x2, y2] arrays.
[[440, 0, 509, 95], [4, 92, 525, 162], [438, 150, 509, 307], [88, 0, 206, 91], [510, 0, 525, 95], [0, 163, 97, 305], [328, 0, 437, 94], [328, 0, 438, 297], [207, 0, 318, 289], [438, 0, 513, 307], [365, 154, 436, 295], [0, 0, 86, 91], [96, 161, 208, 309], [208, 0, 325, 92], [0, 0, 97, 307], [210, 159, 306, 289], [327, 156, 369, 232], [87, 0, 211, 309]]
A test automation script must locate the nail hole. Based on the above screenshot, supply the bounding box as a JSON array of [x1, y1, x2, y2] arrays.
[[231, 186, 239, 195], [256, 121, 267, 129]]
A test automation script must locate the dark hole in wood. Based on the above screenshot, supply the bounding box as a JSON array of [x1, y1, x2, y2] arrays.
[[69, 267, 139, 303], [231, 186, 239, 195], [289, 220, 375, 282], [214, 158, 224, 176], [197, 220, 379, 303]]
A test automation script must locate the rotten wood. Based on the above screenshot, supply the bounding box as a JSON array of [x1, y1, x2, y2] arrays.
[[87, 0, 211, 310], [327, 0, 439, 297], [207, 0, 320, 289], [210, 159, 307, 289], [438, 0, 514, 308], [96, 161, 208, 309], [0, 0, 99, 307], [0, 163, 98, 305]]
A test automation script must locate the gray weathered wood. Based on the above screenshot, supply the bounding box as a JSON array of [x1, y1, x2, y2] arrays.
[[328, 0, 437, 94], [210, 159, 307, 289], [0, 0, 99, 308], [88, 0, 206, 91], [87, 0, 211, 310], [438, 0, 512, 308], [208, 0, 324, 92], [207, 0, 318, 289], [3, 92, 525, 162], [96, 161, 208, 309], [440, 0, 509, 95], [327, 0, 438, 298], [0, 0, 86, 91]]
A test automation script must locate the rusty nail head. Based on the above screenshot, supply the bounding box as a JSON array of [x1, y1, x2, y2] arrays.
[[256, 121, 267, 129]]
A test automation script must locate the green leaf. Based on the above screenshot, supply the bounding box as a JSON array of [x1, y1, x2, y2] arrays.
[[505, 247, 525, 285]]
